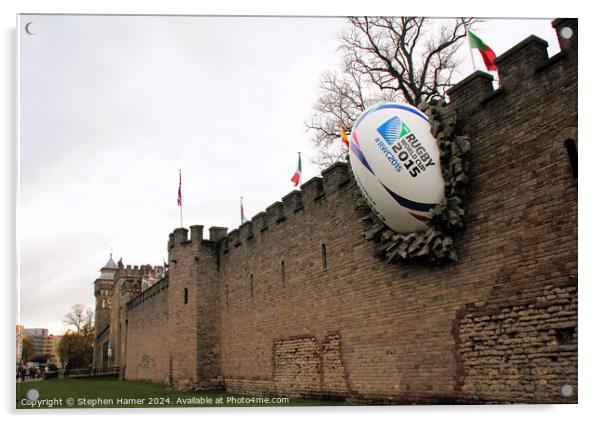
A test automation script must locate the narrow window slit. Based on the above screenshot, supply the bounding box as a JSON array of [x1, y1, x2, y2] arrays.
[[564, 138, 577, 179]]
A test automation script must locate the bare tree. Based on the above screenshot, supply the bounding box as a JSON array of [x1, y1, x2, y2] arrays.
[[306, 17, 478, 168], [305, 64, 399, 168], [82, 307, 95, 336], [63, 304, 92, 335]]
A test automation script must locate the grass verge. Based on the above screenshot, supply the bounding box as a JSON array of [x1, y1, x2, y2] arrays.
[[16, 377, 343, 409]]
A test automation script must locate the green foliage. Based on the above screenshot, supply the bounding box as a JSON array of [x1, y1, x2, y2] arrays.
[[58, 303, 95, 368], [16, 378, 342, 408], [21, 337, 35, 362], [58, 331, 94, 369]]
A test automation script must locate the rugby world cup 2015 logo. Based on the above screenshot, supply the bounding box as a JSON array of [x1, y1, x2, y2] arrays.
[[377, 117, 411, 146]]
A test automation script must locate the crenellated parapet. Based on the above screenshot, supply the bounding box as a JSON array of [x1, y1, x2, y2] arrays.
[[447, 71, 494, 117], [209, 226, 228, 242], [126, 277, 169, 312], [552, 18, 577, 54], [266, 201, 284, 227], [204, 160, 354, 256], [162, 19, 578, 272], [282, 190, 302, 215], [448, 19, 577, 120], [497, 36, 549, 84], [119, 265, 143, 276], [251, 212, 268, 233], [301, 177, 325, 203], [164, 161, 352, 258]]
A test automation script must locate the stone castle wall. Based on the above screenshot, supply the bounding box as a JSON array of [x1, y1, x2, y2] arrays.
[[123, 278, 169, 384], [120, 19, 577, 404]]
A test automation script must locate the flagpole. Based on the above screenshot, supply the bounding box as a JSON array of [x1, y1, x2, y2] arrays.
[[298, 152, 302, 185], [464, 21, 477, 72]]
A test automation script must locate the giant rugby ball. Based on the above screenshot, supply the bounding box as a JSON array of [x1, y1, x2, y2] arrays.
[[349, 103, 444, 234]]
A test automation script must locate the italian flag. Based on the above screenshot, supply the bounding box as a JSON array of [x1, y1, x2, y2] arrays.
[[291, 152, 302, 187], [468, 30, 497, 71]]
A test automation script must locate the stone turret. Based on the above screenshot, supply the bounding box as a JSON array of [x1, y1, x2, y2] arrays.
[[92, 253, 118, 369], [94, 254, 117, 337], [167, 225, 221, 389]]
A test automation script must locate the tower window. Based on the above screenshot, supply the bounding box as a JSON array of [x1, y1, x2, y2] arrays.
[[226, 284, 229, 306], [321, 243, 328, 270], [281, 261, 286, 285], [250, 274, 254, 297], [184, 288, 188, 304], [564, 139, 577, 179]]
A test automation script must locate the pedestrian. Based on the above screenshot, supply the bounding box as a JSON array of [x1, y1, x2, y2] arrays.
[[18, 363, 25, 382]]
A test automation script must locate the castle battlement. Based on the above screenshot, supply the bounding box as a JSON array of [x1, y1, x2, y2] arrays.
[[166, 19, 578, 258], [126, 276, 169, 312], [448, 19, 576, 118], [165, 160, 351, 255], [116, 263, 164, 277]]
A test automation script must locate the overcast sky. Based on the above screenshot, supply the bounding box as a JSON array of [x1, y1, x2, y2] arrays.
[[18, 15, 561, 335]]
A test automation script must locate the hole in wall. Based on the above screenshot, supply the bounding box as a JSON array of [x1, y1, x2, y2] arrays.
[[555, 327, 575, 345]]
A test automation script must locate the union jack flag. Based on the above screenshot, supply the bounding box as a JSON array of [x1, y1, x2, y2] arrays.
[[177, 170, 182, 207]]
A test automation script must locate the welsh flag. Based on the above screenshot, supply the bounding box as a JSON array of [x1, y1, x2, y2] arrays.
[[291, 153, 302, 187], [468, 30, 497, 71]]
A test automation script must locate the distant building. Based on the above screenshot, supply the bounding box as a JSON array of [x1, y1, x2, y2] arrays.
[[92, 254, 165, 371], [19, 328, 63, 365], [23, 328, 48, 361]]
